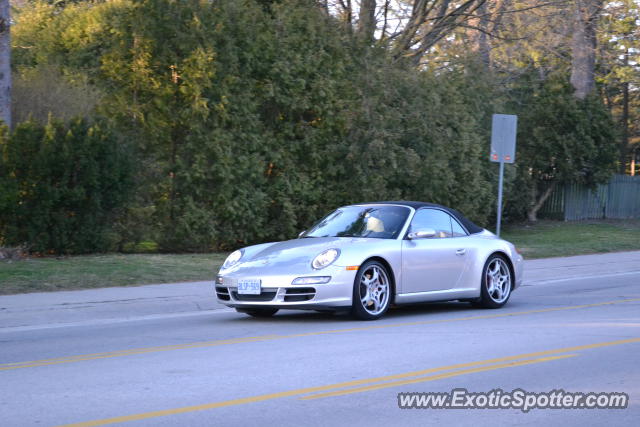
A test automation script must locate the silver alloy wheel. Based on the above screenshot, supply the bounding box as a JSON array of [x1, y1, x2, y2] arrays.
[[485, 258, 511, 304], [359, 264, 390, 316]]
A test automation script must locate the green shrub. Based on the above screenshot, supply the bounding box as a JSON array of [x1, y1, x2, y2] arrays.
[[88, 0, 497, 250], [504, 75, 617, 221], [0, 118, 134, 254]]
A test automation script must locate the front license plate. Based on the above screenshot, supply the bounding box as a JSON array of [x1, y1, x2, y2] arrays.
[[238, 279, 261, 295]]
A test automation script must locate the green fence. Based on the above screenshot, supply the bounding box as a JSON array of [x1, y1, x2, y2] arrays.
[[539, 175, 640, 220]]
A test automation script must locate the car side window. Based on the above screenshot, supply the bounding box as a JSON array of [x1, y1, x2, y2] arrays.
[[409, 209, 453, 238], [451, 217, 468, 237]]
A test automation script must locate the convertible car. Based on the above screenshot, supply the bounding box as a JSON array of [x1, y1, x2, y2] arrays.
[[215, 201, 523, 320]]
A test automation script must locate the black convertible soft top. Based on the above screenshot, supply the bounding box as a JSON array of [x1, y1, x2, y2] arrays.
[[357, 201, 485, 235]]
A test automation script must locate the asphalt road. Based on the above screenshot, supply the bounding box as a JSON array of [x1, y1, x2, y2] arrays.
[[1, 252, 639, 426]]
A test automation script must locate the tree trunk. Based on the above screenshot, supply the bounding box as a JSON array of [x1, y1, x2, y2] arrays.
[[338, 0, 353, 29], [619, 49, 629, 175], [357, 0, 377, 43], [527, 182, 556, 222], [619, 81, 629, 174], [381, 0, 391, 39], [0, 0, 11, 128], [570, 0, 603, 99], [475, 1, 491, 67]]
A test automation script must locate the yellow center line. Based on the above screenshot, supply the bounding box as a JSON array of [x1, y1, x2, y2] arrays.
[[56, 337, 640, 427], [4, 297, 639, 372], [300, 355, 578, 400], [59, 356, 574, 427], [0, 335, 282, 371], [288, 297, 640, 338]]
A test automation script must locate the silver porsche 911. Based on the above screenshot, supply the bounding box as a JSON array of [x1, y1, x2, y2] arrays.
[[215, 201, 523, 320]]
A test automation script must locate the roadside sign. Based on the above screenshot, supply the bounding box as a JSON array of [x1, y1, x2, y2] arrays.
[[490, 114, 517, 163], [490, 114, 518, 237]]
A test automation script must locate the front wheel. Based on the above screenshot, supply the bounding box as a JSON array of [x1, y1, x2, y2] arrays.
[[351, 261, 392, 320], [475, 254, 512, 309], [236, 308, 279, 318]]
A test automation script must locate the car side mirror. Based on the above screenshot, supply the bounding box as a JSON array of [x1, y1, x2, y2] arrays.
[[298, 230, 306, 238], [408, 228, 437, 239]]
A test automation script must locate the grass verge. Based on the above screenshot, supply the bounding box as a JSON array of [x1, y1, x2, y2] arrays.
[[501, 219, 640, 259], [0, 253, 226, 295]]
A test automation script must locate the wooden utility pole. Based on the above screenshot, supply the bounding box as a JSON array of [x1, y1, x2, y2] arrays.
[[0, 0, 11, 128]]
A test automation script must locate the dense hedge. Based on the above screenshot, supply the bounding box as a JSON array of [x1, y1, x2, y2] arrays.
[[0, 119, 134, 253], [6, 0, 618, 253], [17, 0, 494, 252]]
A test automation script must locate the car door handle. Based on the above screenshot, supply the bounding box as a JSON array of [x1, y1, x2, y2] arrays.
[[455, 249, 466, 256]]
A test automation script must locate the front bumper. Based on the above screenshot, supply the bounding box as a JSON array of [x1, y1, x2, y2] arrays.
[[513, 253, 524, 290], [215, 265, 356, 310]]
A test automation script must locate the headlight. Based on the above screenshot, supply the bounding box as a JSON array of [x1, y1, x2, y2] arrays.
[[311, 248, 340, 270], [222, 249, 243, 269]]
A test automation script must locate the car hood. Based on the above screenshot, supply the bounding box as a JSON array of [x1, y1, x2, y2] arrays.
[[224, 237, 370, 275]]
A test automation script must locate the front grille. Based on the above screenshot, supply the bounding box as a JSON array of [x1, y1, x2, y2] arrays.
[[231, 287, 278, 302], [284, 287, 316, 302], [215, 286, 230, 301]]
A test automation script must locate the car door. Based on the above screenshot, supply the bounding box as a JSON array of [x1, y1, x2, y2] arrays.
[[401, 208, 470, 294]]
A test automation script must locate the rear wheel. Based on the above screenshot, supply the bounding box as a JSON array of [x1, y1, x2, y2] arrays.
[[351, 261, 392, 320], [236, 308, 279, 318], [475, 254, 512, 309]]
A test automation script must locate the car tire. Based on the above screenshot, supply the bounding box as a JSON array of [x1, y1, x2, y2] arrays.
[[475, 254, 513, 309], [236, 308, 279, 318], [351, 260, 392, 320]]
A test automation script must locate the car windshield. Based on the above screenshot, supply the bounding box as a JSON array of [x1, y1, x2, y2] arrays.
[[303, 205, 411, 239]]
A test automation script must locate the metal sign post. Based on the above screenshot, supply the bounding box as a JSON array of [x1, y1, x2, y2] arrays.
[[490, 114, 517, 237]]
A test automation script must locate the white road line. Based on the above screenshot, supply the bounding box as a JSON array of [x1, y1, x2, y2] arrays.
[[0, 308, 236, 333], [525, 270, 640, 286]]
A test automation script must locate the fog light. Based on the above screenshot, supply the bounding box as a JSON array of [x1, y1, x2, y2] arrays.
[[216, 275, 224, 285], [291, 276, 331, 285]]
